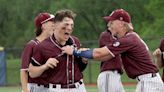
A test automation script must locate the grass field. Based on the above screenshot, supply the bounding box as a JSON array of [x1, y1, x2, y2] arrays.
[[5, 59, 136, 85], [4, 59, 164, 92]]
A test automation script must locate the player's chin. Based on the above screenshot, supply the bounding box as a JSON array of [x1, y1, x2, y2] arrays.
[[64, 36, 70, 41]]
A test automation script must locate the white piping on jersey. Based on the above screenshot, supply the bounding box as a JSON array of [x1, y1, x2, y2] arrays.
[[104, 46, 115, 57], [50, 36, 62, 49], [30, 39, 40, 45], [72, 56, 75, 83], [127, 32, 149, 51], [66, 55, 69, 86], [70, 36, 75, 83], [31, 57, 41, 66], [20, 68, 29, 71], [50, 35, 76, 85], [70, 36, 77, 47]]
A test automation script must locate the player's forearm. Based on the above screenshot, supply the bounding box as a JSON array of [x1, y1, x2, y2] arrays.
[[20, 70, 29, 92], [92, 47, 113, 60], [73, 47, 113, 61], [28, 64, 47, 78], [97, 55, 113, 61]]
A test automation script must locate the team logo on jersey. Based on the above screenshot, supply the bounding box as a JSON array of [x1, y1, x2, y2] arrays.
[[113, 41, 120, 47]]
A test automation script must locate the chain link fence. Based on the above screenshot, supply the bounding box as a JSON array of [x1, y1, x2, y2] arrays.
[[3, 38, 163, 85]]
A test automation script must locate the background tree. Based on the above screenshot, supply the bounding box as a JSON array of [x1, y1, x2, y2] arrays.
[[0, 0, 163, 51]]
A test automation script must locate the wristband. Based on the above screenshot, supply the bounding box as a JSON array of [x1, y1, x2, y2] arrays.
[[73, 49, 93, 59]]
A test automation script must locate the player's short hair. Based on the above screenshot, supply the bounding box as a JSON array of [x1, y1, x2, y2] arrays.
[[53, 9, 76, 22]]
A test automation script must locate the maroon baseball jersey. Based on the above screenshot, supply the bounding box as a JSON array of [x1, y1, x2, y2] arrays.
[[21, 39, 48, 85], [107, 31, 158, 79], [32, 34, 84, 84], [99, 30, 123, 73], [159, 38, 164, 82]]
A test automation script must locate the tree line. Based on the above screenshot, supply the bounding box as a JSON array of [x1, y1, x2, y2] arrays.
[[0, 0, 163, 50]]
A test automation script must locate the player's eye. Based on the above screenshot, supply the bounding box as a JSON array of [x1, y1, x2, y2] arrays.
[[61, 26, 66, 30]]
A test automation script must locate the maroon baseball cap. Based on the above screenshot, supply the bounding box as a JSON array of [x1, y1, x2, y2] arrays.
[[34, 12, 55, 29], [103, 9, 131, 23]]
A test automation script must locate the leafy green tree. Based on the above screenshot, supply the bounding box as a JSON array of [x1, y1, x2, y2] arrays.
[[0, 0, 161, 49]]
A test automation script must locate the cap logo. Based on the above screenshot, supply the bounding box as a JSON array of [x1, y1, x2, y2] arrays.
[[120, 17, 123, 21]]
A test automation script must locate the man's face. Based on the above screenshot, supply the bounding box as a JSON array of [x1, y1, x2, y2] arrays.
[[107, 21, 117, 37], [42, 21, 55, 37], [54, 17, 74, 42], [107, 20, 122, 38]]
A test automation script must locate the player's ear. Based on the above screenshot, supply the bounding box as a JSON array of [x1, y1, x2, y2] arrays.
[[41, 23, 46, 30]]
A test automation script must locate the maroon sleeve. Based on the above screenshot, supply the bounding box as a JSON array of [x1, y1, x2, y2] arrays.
[[31, 44, 44, 65], [99, 32, 105, 47], [99, 32, 106, 47], [21, 42, 34, 69], [107, 36, 133, 56], [99, 31, 113, 47]]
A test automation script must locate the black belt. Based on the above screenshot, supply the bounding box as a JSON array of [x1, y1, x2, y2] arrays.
[[136, 73, 157, 81], [37, 84, 49, 88], [37, 80, 83, 88], [52, 81, 83, 88]]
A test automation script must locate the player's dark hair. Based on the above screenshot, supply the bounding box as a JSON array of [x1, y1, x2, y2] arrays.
[[53, 9, 76, 22], [35, 27, 42, 36]]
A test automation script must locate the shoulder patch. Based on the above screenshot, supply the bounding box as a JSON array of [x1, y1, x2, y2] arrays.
[[113, 41, 120, 47]]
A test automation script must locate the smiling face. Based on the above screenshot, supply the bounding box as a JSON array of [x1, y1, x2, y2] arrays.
[[54, 17, 74, 45]]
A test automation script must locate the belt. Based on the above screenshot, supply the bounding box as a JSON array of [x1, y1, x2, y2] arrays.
[[49, 80, 83, 89], [37, 84, 49, 88], [136, 73, 157, 81], [111, 69, 122, 74]]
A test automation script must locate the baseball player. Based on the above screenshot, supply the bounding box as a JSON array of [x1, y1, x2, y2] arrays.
[[97, 29, 125, 92], [153, 38, 164, 82], [20, 12, 55, 92], [62, 9, 164, 92], [29, 9, 87, 92]]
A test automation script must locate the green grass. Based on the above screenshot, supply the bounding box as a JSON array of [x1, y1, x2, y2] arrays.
[[2, 59, 137, 92], [6, 58, 163, 84], [6, 59, 136, 85], [0, 86, 21, 92], [6, 59, 21, 85], [1, 59, 138, 92]]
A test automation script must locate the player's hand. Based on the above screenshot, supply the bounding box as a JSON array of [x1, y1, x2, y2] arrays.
[[153, 48, 161, 58], [78, 48, 90, 52], [44, 58, 59, 70], [61, 45, 74, 55]]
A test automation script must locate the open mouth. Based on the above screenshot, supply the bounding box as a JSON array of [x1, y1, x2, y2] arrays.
[[64, 32, 70, 36]]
